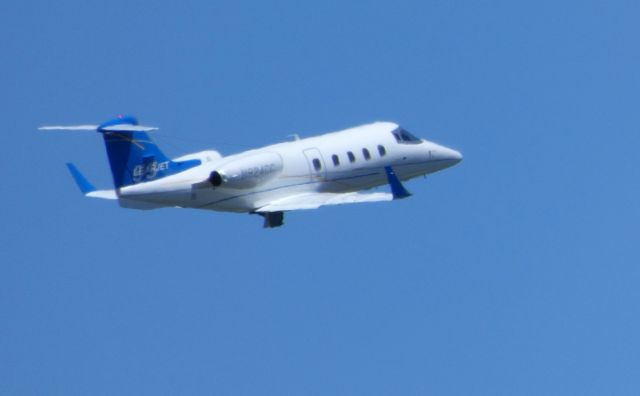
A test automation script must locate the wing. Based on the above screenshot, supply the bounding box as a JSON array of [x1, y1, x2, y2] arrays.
[[66, 163, 117, 199], [255, 191, 393, 212], [255, 166, 412, 213]]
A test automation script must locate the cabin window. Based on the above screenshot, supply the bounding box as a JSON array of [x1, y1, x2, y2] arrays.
[[312, 158, 322, 171], [347, 151, 356, 163], [362, 148, 371, 160], [378, 145, 387, 156], [332, 154, 340, 166]]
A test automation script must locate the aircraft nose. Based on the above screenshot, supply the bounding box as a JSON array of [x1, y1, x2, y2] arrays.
[[429, 144, 462, 169], [445, 147, 463, 164], [436, 146, 462, 165]]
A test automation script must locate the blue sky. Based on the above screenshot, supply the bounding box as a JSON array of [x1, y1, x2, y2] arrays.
[[2, 0, 639, 394]]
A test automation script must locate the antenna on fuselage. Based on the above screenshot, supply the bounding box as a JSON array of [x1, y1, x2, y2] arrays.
[[287, 133, 300, 141]]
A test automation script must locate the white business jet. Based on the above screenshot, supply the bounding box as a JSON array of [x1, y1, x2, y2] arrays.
[[40, 115, 462, 227]]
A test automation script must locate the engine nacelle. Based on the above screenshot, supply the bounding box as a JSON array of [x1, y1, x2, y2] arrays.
[[208, 152, 283, 189], [173, 150, 222, 164]]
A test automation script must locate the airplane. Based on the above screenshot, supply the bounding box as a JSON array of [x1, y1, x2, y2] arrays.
[[40, 115, 462, 228]]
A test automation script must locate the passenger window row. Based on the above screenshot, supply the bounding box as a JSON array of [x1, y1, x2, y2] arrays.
[[330, 145, 387, 167]]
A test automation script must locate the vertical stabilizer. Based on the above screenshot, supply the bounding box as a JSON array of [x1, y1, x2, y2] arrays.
[[97, 115, 199, 188]]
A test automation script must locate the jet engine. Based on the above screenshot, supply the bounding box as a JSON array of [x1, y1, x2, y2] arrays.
[[208, 152, 283, 189]]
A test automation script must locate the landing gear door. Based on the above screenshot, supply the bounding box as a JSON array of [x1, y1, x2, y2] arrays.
[[303, 148, 326, 181]]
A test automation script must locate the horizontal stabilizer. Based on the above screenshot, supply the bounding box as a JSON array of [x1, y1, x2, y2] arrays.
[[39, 125, 99, 131], [39, 115, 158, 133], [256, 191, 393, 212], [99, 124, 158, 132], [39, 124, 158, 132]]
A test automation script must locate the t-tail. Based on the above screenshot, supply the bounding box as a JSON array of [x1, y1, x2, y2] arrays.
[[97, 115, 200, 188], [40, 115, 200, 190]]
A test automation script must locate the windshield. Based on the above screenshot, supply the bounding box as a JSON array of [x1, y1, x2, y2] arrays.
[[391, 127, 423, 144]]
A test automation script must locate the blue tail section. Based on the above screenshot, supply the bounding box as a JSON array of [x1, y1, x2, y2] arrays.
[[98, 116, 200, 188]]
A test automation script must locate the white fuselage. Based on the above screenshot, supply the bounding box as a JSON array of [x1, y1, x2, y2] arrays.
[[117, 122, 462, 213]]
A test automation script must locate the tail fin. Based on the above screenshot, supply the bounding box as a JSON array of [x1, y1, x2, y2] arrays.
[[97, 116, 200, 188]]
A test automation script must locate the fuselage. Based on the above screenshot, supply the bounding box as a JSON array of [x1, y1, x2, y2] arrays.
[[117, 122, 462, 213]]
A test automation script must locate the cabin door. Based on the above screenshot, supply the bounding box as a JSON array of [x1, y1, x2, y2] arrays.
[[303, 148, 326, 181]]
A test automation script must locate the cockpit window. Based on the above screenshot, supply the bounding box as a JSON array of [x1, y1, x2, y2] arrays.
[[391, 127, 422, 144]]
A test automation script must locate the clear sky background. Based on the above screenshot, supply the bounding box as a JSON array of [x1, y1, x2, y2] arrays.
[[2, 1, 639, 395]]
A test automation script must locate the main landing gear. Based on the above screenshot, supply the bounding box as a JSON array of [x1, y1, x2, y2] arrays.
[[255, 211, 284, 228]]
